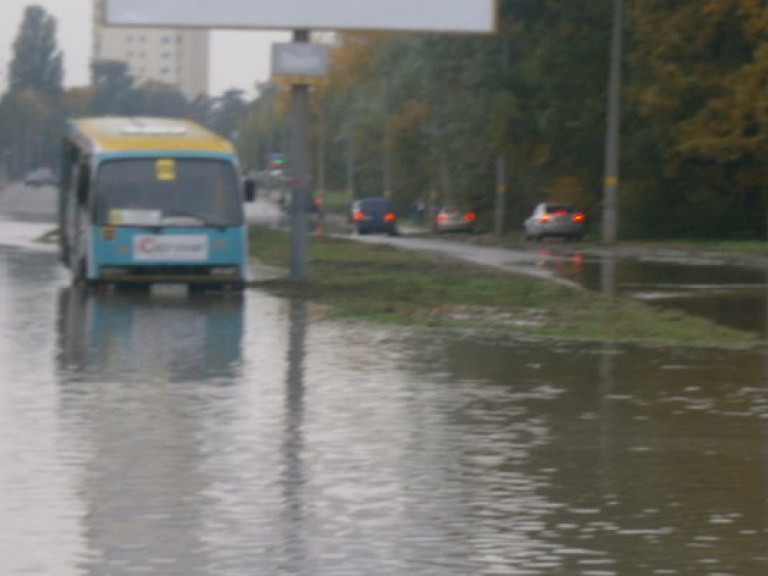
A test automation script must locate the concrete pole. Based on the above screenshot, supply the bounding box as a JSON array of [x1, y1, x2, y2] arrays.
[[382, 73, 393, 197], [494, 35, 510, 237], [602, 0, 624, 245], [494, 155, 506, 236]]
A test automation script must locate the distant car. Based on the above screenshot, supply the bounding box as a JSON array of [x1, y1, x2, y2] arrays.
[[433, 207, 477, 233], [24, 168, 57, 187], [349, 197, 398, 235], [524, 203, 585, 241]]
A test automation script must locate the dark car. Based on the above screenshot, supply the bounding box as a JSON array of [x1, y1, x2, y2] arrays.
[[349, 197, 398, 235], [524, 202, 585, 241]]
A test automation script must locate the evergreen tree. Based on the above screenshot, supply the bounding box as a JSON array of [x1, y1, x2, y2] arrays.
[[9, 5, 64, 95]]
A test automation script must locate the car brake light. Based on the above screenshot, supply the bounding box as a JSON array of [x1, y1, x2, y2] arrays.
[[555, 209, 567, 216], [353, 211, 365, 221], [572, 212, 585, 223], [437, 214, 448, 222], [539, 215, 551, 223], [465, 212, 477, 221], [384, 213, 396, 222]]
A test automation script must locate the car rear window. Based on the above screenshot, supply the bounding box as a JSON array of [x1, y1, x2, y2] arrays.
[[360, 199, 392, 215], [545, 204, 576, 214]]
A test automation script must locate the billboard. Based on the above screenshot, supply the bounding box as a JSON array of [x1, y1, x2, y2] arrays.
[[104, 0, 497, 34]]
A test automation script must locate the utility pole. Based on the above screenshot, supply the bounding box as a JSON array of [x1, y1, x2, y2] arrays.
[[494, 35, 510, 237], [382, 73, 393, 197], [602, 0, 624, 245], [289, 29, 311, 281], [494, 156, 506, 236]]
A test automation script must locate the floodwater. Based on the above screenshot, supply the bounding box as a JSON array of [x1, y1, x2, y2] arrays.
[[535, 247, 768, 335], [1, 216, 768, 575]]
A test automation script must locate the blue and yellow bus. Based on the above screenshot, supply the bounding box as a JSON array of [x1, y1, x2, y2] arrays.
[[59, 117, 255, 290]]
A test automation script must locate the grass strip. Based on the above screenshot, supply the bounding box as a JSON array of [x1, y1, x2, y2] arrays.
[[247, 226, 760, 348]]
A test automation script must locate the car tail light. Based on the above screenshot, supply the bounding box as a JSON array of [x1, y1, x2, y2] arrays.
[[437, 214, 448, 222], [539, 215, 551, 223], [572, 212, 585, 223], [384, 213, 396, 222], [464, 212, 477, 222], [353, 211, 365, 221]]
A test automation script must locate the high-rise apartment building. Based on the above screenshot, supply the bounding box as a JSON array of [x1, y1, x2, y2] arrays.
[[92, 0, 209, 100]]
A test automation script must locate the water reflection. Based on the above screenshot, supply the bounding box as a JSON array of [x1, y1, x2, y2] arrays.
[[537, 248, 585, 285], [601, 252, 616, 297], [55, 289, 247, 575], [282, 299, 308, 572], [539, 248, 768, 334], [57, 287, 244, 382]]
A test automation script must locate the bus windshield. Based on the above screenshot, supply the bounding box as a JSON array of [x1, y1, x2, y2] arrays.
[[95, 158, 243, 227]]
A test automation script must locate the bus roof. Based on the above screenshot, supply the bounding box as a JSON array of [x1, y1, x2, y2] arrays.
[[67, 117, 235, 156]]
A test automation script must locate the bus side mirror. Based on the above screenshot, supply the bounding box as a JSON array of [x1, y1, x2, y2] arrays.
[[76, 166, 90, 206], [243, 178, 257, 203]]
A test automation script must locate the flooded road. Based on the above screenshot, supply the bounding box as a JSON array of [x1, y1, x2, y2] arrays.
[[1, 197, 768, 574]]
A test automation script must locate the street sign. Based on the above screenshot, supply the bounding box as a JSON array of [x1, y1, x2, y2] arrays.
[[272, 43, 329, 85], [104, 0, 497, 33]]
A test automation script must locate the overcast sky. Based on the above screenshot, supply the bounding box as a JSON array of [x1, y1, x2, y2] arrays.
[[0, 0, 290, 97]]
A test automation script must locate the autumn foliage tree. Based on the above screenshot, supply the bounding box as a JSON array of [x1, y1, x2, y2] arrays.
[[623, 0, 768, 237]]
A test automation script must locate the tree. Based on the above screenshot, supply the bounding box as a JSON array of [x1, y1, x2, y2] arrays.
[[624, 0, 768, 238], [209, 89, 251, 139], [0, 5, 65, 175], [9, 5, 64, 95], [126, 80, 190, 118], [0, 90, 56, 174], [89, 60, 135, 115]]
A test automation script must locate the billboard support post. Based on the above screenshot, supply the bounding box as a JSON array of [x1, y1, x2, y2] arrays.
[[289, 29, 311, 281]]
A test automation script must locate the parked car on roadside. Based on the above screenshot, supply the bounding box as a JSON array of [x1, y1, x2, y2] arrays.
[[524, 203, 585, 241], [433, 207, 477, 233], [349, 197, 399, 235], [24, 167, 57, 187]]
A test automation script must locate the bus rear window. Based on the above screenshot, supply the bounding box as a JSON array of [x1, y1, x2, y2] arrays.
[[95, 158, 242, 227]]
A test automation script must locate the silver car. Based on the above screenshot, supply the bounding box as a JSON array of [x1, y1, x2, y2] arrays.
[[433, 207, 477, 233], [524, 203, 585, 241]]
